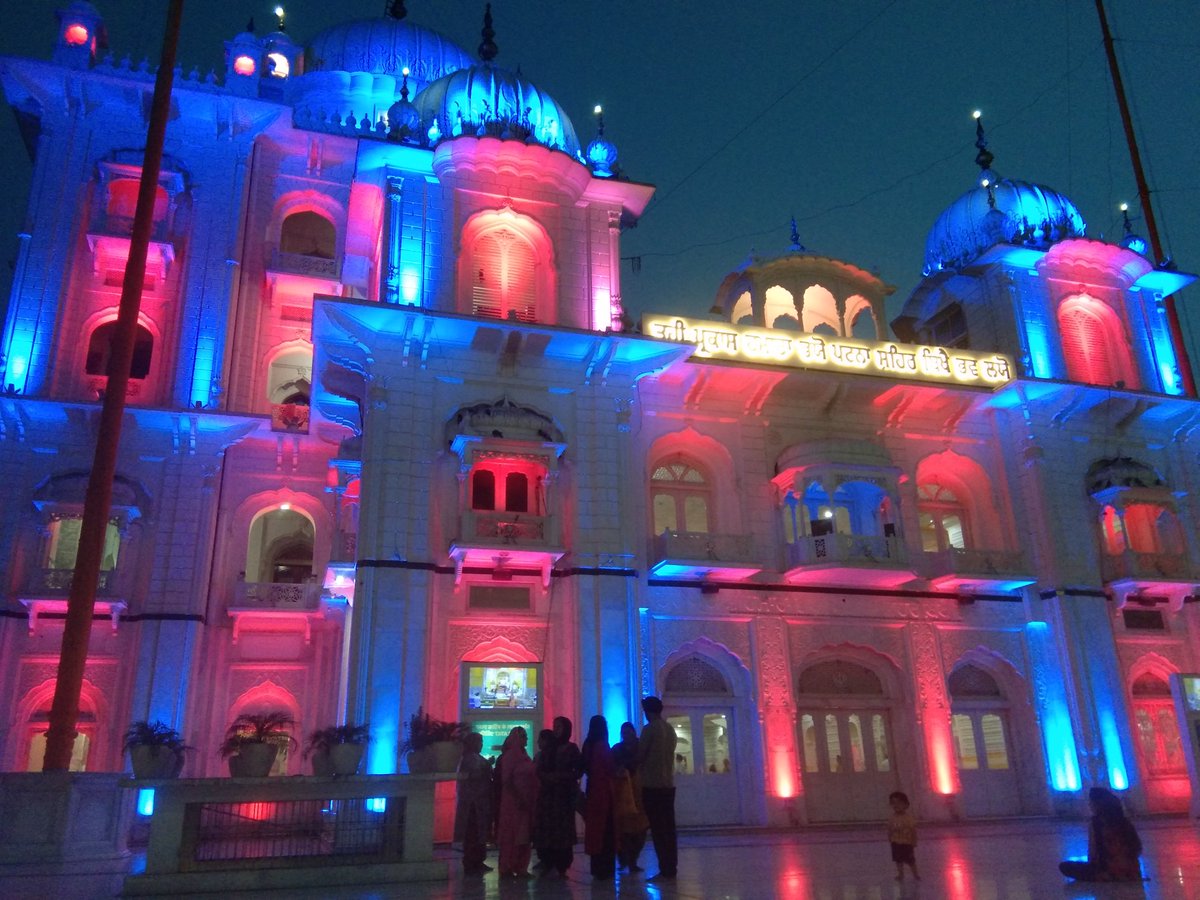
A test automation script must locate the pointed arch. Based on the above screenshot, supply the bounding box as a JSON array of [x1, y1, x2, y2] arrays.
[[458, 208, 556, 324], [463, 635, 540, 664], [1057, 294, 1138, 388], [796, 642, 906, 701]]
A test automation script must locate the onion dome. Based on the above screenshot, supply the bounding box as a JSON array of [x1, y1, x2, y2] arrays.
[[923, 113, 1084, 275], [414, 5, 581, 158], [414, 65, 580, 157], [304, 17, 472, 95], [585, 106, 618, 177]]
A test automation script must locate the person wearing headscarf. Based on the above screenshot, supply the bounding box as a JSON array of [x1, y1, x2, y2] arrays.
[[533, 715, 583, 876], [454, 731, 493, 875], [581, 715, 619, 880], [1059, 787, 1143, 882], [496, 726, 537, 878], [612, 721, 649, 872]]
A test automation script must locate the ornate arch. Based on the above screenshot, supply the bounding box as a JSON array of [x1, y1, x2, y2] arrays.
[[796, 642, 906, 701], [659, 636, 752, 699], [269, 190, 344, 247], [947, 645, 1029, 706], [463, 634, 540, 664], [457, 207, 557, 323]]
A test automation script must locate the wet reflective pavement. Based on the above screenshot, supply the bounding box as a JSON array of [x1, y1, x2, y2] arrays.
[[4, 818, 1200, 898]]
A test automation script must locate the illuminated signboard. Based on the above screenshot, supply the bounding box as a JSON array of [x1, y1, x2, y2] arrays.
[[465, 664, 539, 710], [642, 315, 1015, 388]]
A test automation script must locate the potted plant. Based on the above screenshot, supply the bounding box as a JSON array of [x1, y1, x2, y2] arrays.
[[305, 723, 369, 776], [219, 711, 295, 777], [401, 707, 469, 774], [123, 720, 188, 779]]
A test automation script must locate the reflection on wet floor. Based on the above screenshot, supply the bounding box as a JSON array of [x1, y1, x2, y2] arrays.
[[3, 818, 1200, 899]]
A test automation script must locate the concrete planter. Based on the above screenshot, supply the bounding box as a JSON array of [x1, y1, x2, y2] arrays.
[[329, 743, 365, 775], [129, 745, 184, 780], [227, 742, 277, 777], [406, 741, 461, 774]]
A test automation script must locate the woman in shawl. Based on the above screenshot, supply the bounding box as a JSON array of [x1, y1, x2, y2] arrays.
[[581, 715, 619, 880], [454, 731, 493, 875], [496, 726, 537, 878], [612, 721, 649, 872], [1059, 787, 1143, 882], [533, 715, 582, 876]]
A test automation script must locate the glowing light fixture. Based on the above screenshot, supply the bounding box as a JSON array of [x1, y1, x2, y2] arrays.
[[594, 104, 603, 115], [233, 55, 256, 76], [972, 109, 982, 120], [137, 788, 155, 816], [366, 797, 387, 813], [279, 502, 291, 511], [64, 24, 90, 46], [267, 52, 290, 78]]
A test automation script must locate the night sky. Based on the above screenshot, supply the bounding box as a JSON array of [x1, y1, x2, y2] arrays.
[[1, 1, 1198, 359]]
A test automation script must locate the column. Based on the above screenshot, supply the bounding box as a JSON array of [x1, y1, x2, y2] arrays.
[[906, 622, 959, 817], [753, 616, 801, 825]]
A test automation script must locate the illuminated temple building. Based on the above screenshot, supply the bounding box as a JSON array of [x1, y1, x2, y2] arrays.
[[2, 1, 1200, 829]]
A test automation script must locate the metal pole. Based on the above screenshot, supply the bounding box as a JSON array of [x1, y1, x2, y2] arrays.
[[1095, 0, 1196, 396], [43, 0, 184, 771]]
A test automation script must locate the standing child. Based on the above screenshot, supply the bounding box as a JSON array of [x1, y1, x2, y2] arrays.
[[887, 791, 920, 882]]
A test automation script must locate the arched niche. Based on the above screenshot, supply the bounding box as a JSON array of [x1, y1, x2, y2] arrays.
[[1057, 294, 1138, 388], [801, 284, 841, 335], [646, 428, 739, 537], [457, 208, 556, 325], [914, 450, 1006, 552]]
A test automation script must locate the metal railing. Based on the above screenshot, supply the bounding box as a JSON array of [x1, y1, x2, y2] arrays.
[[652, 530, 757, 563], [31, 568, 113, 593], [191, 797, 397, 866], [786, 533, 904, 568], [230, 582, 322, 611]]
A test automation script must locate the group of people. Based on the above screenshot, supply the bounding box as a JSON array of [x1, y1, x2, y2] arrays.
[[454, 695, 679, 882]]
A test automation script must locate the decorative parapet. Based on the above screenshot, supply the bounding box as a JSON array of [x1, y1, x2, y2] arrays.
[[270, 403, 310, 434], [230, 582, 321, 612], [1101, 550, 1200, 584], [786, 534, 904, 568], [268, 250, 341, 280], [649, 531, 761, 581]]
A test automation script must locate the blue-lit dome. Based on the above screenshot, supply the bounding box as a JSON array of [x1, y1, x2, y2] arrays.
[[305, 18, 473, 94], [923, 178, 1086, 275], [414, 63, 582, 158]]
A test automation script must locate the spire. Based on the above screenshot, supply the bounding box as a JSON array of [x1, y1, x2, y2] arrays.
[[594, 104, 605, 137], [972, 109, 998, 206], [399, 66, 411, 102], [789, 215, 805, 252], [274, 5, 286, 32], [386, 0, 408, 19], [479, 3, 497, 62]]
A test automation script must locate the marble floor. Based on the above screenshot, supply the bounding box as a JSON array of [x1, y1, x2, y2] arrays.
[[3, 818, 1200, 899]]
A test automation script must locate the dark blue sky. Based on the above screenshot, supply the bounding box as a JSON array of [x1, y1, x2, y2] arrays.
[[2, 1, 1197, 357]]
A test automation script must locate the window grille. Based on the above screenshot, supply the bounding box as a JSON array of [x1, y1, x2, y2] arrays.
[[948, 664, 1003, 698], [797, 661, 883, 695], [664, 657, 729, 695]]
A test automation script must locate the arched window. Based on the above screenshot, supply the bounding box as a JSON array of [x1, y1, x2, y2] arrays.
[[1058, 295, 1136, 388], [471, 227, 538, 322], [730, 291, 753, 325], [246, 507, 314, 583], [949, 665, 1011, 773], [763, 285, 797, 330], [85, 322, 154, 379], [472, 470, 496, 510], [917, 483, 968, 552], [801, 284, 840, 335], [665, 657, 730, 695], [651, 458, 711, 535], [505, 473, 529, 513], [280, 211, 336, 259], [267, 347, 312, 404], [1131, 672, 1185, 776]]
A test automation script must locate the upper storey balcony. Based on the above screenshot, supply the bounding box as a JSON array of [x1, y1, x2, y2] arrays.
[[1090, 459, 1199, 609], [925, 548, 1035, 594], [227, 581, 326, 644], [446, 402, 569, 587], [649, 530, 761, 581], [774, 445, 914, 589]]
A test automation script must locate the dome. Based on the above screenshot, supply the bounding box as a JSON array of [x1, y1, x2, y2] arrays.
[[305, 18, 473, 93], [923, 178, 1086, 275], [414, 63, 582, 159]]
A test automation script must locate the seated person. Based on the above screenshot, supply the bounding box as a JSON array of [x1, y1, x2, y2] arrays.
[[1059, 787, 1142, 882]]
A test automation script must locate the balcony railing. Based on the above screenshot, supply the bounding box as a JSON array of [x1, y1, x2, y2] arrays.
[[649, 530, 761, 581], [787, 533, 903, 568], [270, 403, 310, 434], [29, 568, 113, 594], [269, 249, 341, 280], [926, 548, 1034, 592], [783, 533, 914, 587], [230, 582, 322, 612], [1102, 550, 1199, 584], [462, 510, 557, 547], [90, 214, 172, 244]]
